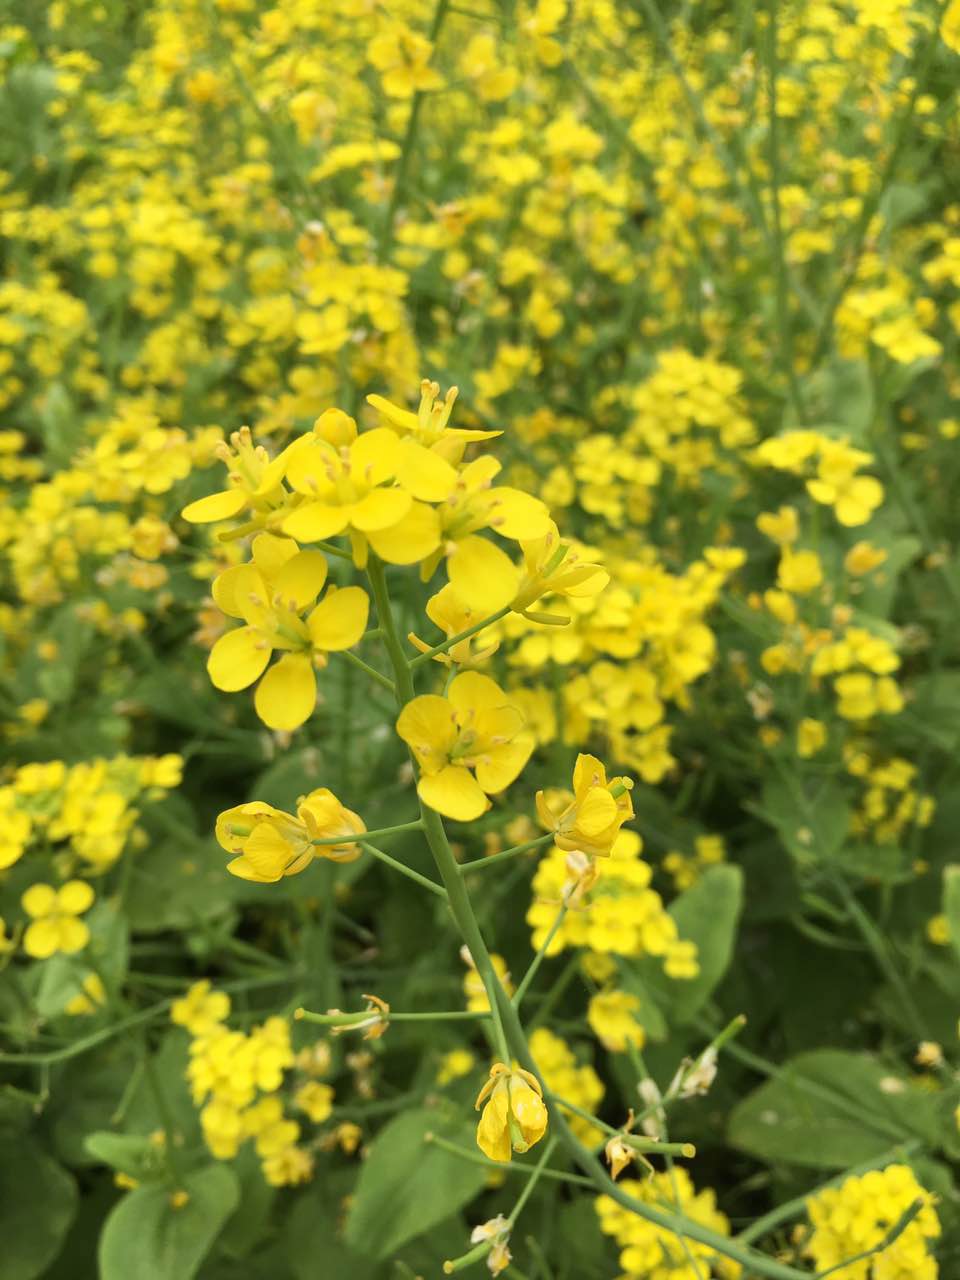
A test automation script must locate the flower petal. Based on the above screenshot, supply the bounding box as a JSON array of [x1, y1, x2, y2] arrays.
[[22, 883, 57, 919], [349, 427, 402, 486], [418, 765, 490, 821], [282, 502, 349, 542], [254, 653, 317, 731], [487, 487, 552, 540], [181, 489, 246, 523], [474, 735, 534, 795], [396, 695, 457, 771], [448, 536, 519, 613], [208, 626, 271, 691], [24, 919, 61, 959], [396, 441, 458, 502], [58, 880, 94, 914], [250, 532, 300, 576], [349, 487, 412, 532], [58, 917, 91, 954], [367, 500, 442, 565], [271, 551, 329, 610], [307, 585, 369, 651]]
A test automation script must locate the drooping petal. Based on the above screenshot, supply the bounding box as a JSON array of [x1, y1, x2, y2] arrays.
[[447, 536, 519, 613], [208, 627, 271, 691], [181, 489, 246, 524], [282, 502, 350, 543], [349, 487, 412, 532], [271, 551, 329, 609], [307, 585, 369, 651], [396, 440, 458, 502], [367, 501, 442, 565], [418, 765, 490, 821], [254, 653, 317, 731]]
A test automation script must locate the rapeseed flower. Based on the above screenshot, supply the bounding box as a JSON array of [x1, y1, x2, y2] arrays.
[[475, 1063, 548, 1162], [216, 789, 365, 882], [536, 754, 634, 858], [21, 880, 94, 958]]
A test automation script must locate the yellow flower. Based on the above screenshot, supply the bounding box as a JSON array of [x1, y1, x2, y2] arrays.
[[207, 535, 368, 731], [215, 789, 365, 882], [409, 583, 500, 668], [943, 0, 960, 52], [844, 541, 888, 576], [171, 979, 231, 1035], [807, 471, 884, 526], [367, 24, 445, 98], [366, 379, 500, 465], [464, 951, 513, 1012], [475, 1063, 548, 1162], [755, 505, 798, 545], [21, 880, 94, 958], [295, 1081, 335, 1123], [397, 672, 534, 820], [512, 521, 608, 620], [535, 753, 633, 858], [181, 427, 287, 525], [587, 989, 645, 1052], [797, 718, 827, 758], [777, 548, 823, 595]]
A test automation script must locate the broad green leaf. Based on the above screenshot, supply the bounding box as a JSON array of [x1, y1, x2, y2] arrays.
[[0, 1129, 77, 1280], [83, 1132, 165, 1183], [636, 865, 743, 1025], [728, 1050, 940, 1168], [759, 775, 850, 867], [285, 1174, 380, 1280], [99, 1163, 239, 1280], [344, 1107, 489, 1259]]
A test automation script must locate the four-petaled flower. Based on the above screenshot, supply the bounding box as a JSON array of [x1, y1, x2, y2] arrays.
[[475, 1063, 548, 1162], [216, 789, 365, 882], [21, 880, 95, 958], [536, 754, 634, 858]]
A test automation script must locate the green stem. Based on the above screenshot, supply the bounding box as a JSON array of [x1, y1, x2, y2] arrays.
[[378, 0, 451, 259], [334, 648, 395, 695], [764, 0, 806, 422], [815, 1200, 924, 1279], [409, 604, 511, 667], [361, 841, 447, 899], [511, 901, 569, 1010], [0, 999, 171, 1066], [460, 832, 555, 872], [508, 1135, 558, 1226], [368, 558, 811, 1280], [424, 1131, 593, 1186], [312, 820, 421, 846]]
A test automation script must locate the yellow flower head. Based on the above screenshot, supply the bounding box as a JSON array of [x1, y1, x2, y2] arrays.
[[171, 979, 231, 1035], [216, 788, 365, 882], [536, 754, 634, 858], [512, 521, 609, 620], [281, 415, 452, 568], [21, 880, 94, 958], [409, 583, 501, 668], [181, 427, 287, 525], [587, 989, 645, 1053], [367, 379, 500, 465], [475, 1063, 548, 1162], [207, 534, 369, 731], [397, 672, 534, 820]]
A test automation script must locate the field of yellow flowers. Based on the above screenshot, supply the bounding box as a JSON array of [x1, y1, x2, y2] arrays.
[[3, 0, 960, 1277]]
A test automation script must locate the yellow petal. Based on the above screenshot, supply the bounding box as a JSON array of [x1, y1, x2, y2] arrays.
[[284, 438, 337, 494], [215, 802, 280, 853], [418, 765, 490, 821], [576, 788, 619, 837], [58, 880, 94, 915], [396, 441, 458, 502], [181, 489, 246, 523], [22, 883, 57, 919], [396, 695, 458, 770], [367, 501, 442, 565], [349, 487, 412, 532], [307, 585, 369, 651], [282, 502, 349, 542], [350, 427, 402, 486], [250, 532, 300, 576], [271, 551, 329, 609], [208, 627, 271, 691], [573, 754, 607, 797], [212, 564, 263, 619], [24, 918, 62, 959], [447, 536, 519, 614], [254, 654, 317, 731], [474, 736, 533, 796], [486, 487, 552, 540], [226, 855, 277, 883], [58, 917, 91, 954], [240, 822, 298, 881], [365, 393, 418, 432]]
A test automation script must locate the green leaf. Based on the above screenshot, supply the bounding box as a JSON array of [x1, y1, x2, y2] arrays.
[[83, 1132, 165, 1183], [728, 1050, 940, 1168], [343, 1107, 489, 1260], [99, 1163, 239, 1280], [286, 1174, 380, 1280], [0, 1129, 77, 1280], [943, 866, 960, 965], [636, 865, 743, 1025], [759, 774, 850, 866]]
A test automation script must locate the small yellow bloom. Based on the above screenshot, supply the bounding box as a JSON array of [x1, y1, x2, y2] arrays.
[[536, 754, 633, 858], [367, 24, 445, 98], [295, 1081, 335, 1123], [844, 541, 888, 576], [181, 427, 287, 526], [512, 521, 608, 620], [475, 1063, 548, 1162], [588, 989, 645, 1053], [66, 972, 107, 1016], [215, 789, 365, 882], [171, 979, 231, 1035], [397, 672, 534, 821], [777, 548, 823, 595], [797, 718, 827, 758], [21, 880, 94, 958]]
